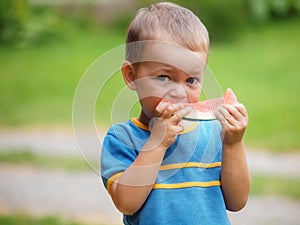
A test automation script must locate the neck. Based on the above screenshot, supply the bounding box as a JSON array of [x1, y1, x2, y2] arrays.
[[138, 111, 151, 126]]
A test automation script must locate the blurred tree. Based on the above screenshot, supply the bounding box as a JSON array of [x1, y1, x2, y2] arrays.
[[24, 4, 63, 46], [135, 0, 248, 41], [178, 0, 248, 41], [247, 0, 300, 21], [135, 0, 300, 41], [1, 0, 299, 46], [0, 0, 28, 44]]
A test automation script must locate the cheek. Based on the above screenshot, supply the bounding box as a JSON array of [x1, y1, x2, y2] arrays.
[[136, 82, 167, 101], [187, 88, 201, 102], [139, 96, 161, 116]]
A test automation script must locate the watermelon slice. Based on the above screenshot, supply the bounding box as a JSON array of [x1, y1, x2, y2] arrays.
[[162, 88, 239, 121]]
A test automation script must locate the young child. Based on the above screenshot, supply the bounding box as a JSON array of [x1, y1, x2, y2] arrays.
[[101, 2, 250, 225]]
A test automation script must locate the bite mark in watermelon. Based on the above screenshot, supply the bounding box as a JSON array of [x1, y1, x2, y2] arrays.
[[163, 88, 239, 121]]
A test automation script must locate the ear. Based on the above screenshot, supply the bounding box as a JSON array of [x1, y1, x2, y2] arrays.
[[122, 61, 137, 90]]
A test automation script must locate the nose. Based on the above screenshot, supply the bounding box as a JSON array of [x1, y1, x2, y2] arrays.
[[167, 83, 187, 102]]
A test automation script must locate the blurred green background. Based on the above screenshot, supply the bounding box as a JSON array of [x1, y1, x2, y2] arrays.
[[1, 0, 299, 150], [0, 0, 300, 224]]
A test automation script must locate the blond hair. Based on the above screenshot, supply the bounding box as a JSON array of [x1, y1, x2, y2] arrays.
[[126, 2, 209, 62]]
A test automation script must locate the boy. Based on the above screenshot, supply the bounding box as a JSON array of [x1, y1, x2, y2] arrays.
[[101, 2, 250, 225]]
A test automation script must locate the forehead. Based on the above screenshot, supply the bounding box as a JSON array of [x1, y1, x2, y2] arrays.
[[130, 40, 207, 75]]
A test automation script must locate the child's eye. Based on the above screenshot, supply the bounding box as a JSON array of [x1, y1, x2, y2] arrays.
[[186, 77, 198, 84], [157, 75, 170, 81]]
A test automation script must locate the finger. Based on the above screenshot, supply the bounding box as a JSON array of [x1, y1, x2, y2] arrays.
[[155, 102, 169, 117], [169, 103, 185, 115], [161, 103, 184, 119], [216, 105, 233, 120], [233, 104, 249, 129], [170, 106, 193, 123], [177, 106, 193, 118], [216, 105, 238, 127], [214, 111, 226, 138], [225, 104, 249, 129], [217, 106, 248, 138], [223, 104, 244, 121], [172, 103, 185, 111], [214, 110, 227, 127], [235, 103, 248, 120], [170, 112, 181, 123], [178, 121, 184, 132], [174, 123, 184, 133], [225, 104, 248, 121]]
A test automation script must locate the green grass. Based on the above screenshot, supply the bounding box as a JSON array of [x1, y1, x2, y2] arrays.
[[208, 19, 300, 151], [1, 150, 300, 199], [0, 150, 300, 200], [0, 25, 124, 127], [0, 19, 299, 151], [0, 214, 104, 225], [0, 150, 97, 171], [251, 174, 300, 199]]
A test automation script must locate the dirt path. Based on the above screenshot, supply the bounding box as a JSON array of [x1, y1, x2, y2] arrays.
[[0, 165, 122, 225], [1, 165, 300, 225], [1, 128, 300, 177], [0, 128, 300, 224]]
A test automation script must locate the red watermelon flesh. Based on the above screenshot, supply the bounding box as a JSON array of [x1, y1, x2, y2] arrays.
[[162, 88, 238, 121]]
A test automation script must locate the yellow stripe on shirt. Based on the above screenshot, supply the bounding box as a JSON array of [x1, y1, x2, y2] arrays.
[[160, 162, 221, 171], [130, 118, 199, 134], [106, 165, 221, 194], [131, 118, 150, 131], [106, 171, 123, 194], [153, 180, 221, 189]]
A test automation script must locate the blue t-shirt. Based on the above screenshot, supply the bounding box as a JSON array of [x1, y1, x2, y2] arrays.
[[101, 118, 231, 225]]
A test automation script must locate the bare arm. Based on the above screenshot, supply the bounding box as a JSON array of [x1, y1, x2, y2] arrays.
[[215, 103, 251, 211], [109, 103, 191, 215]]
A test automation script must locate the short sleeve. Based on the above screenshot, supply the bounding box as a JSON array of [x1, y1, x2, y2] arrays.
[[100, 124, 139, 191]]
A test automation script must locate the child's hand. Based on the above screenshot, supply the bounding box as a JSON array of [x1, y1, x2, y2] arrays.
[[214, 103, 248, 145], [149, 102, 192, 149]]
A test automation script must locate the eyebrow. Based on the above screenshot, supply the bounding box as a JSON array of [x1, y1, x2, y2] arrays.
[[148, 62, 203, 77], [149, 64, 172, 74]]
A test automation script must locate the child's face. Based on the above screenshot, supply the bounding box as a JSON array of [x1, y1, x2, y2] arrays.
[[131, 42, 207, 121]]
